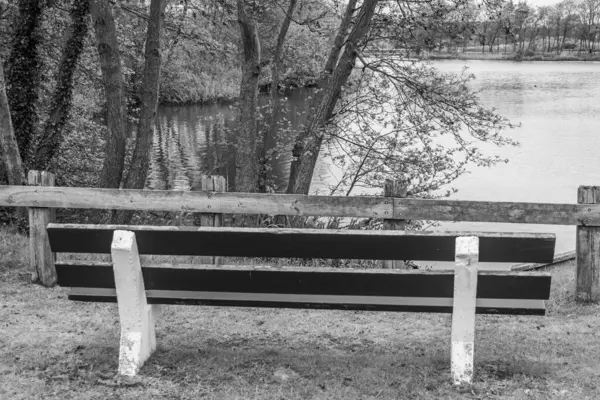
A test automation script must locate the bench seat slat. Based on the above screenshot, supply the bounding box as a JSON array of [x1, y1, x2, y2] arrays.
[[66, 287, 546, 315], [56, 263, 551, 300], [47, 224, 556, 263]]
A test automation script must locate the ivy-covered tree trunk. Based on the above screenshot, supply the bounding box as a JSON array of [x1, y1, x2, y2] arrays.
[[236, 0, 261, 193], [0, 62, 24, 186], [286, 0, 378, 195], [114, 0, 166, 224], [5, 0, 45, 170], [33, 0, 90, 171], [90, 0, 127, 189]]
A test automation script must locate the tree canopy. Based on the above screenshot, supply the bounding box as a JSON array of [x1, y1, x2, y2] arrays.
[[0, 0, 560, 218]]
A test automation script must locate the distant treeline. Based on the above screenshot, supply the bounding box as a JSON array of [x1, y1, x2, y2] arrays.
[[391, 0, 600, 56]]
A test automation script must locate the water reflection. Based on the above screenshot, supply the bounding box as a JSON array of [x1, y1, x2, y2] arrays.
[[149, 61, 600, 252], [148, 104, 236, 191], [150, 88, 314, 192]]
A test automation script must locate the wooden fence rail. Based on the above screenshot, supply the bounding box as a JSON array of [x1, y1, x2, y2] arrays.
[[2, 185, 600, 225], [2, 174, 600, 303]]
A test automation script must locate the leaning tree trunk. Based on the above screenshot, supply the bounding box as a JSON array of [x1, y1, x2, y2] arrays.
[[259, 0, 297, 193], [269, 0, 296, 98], [286, 0, 378, 195], [323, 0, 358, 78], [33, 0, 89, 170], [5, 0, 45, 170], [0, 62, 24, 186], [90, 0, 127, 189], [235, 0, 261, 193], [114, 0, 166, 224]]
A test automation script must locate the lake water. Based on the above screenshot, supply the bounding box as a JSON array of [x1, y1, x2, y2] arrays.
[[153, 61, 600, 254]]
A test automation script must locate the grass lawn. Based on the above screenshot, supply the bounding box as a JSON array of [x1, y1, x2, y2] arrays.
[[1, 228, 600, 399]]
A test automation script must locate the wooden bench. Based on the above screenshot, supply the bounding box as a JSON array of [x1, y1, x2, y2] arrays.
[[47, 223, 555, 384]]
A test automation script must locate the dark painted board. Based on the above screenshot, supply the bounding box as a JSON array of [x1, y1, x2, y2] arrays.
[[56, 263, 552, 300], [67, 289, 545, 316], [48, 225, 556, 263], [56, 262, 114, 288]]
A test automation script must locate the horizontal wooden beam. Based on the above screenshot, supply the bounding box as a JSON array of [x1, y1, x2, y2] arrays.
[[48, 225, 556, 263], [66, 287, 547, 315], [511, 250, 575, 271], [0, 186, 391, 218], [55, 262, 552, 300], [394, 198, 600, 226], [58, 264, 550, 315], [1, 185, 599, 225]]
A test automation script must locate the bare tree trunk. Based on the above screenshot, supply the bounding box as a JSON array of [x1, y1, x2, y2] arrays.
[[279, 0, 358, 194], [324, 0, 358, 78], [235, 0, 261, 193], [113, 0, 166, 224], [90, 0, 127, 189], [554, 19, 560, 53], [527, 25, 538, 51], [286, 0, 379, 195], [5, 0, 45, 170], [270, 0, 296, 97], [560, 18, 570, 53], [0, 62, 24, 185], [122, 0, 165, 190], [33, 0, 89, 170], [259, 0, 297, 193]]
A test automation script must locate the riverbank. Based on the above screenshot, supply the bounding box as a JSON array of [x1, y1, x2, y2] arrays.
[[159, 74, 320, 107], [426, 52, 600, 62], [2, 228, 600, 399]]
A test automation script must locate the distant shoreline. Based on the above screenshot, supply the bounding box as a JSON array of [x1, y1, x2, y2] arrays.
[[425, 52, 600, 62]]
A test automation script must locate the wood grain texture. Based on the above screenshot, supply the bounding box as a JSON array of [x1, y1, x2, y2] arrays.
[[27, 171, 56, 286], [0, 186, 391, 217], [576, 186, 600, 302], [383, 180, 408, 269], [2, 185, 600, 224], [55, 262, 552, 300], [194, 176, 225, 265], [47, 225, 556, 263], [393, 197, 600, 225]]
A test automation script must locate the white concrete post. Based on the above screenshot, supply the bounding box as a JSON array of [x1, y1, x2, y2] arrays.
[[111, 230, 160, 376], [451, 236, 479, 385]]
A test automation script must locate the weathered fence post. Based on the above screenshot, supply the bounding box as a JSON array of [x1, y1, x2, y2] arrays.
[[576, 186, 600, 302], [194, 175, 226, 265], [27, 170, 56, 286], [383, 179, 408, 269]]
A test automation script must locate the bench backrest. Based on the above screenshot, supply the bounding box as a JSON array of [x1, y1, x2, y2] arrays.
[[47, 224, 555, 316]]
